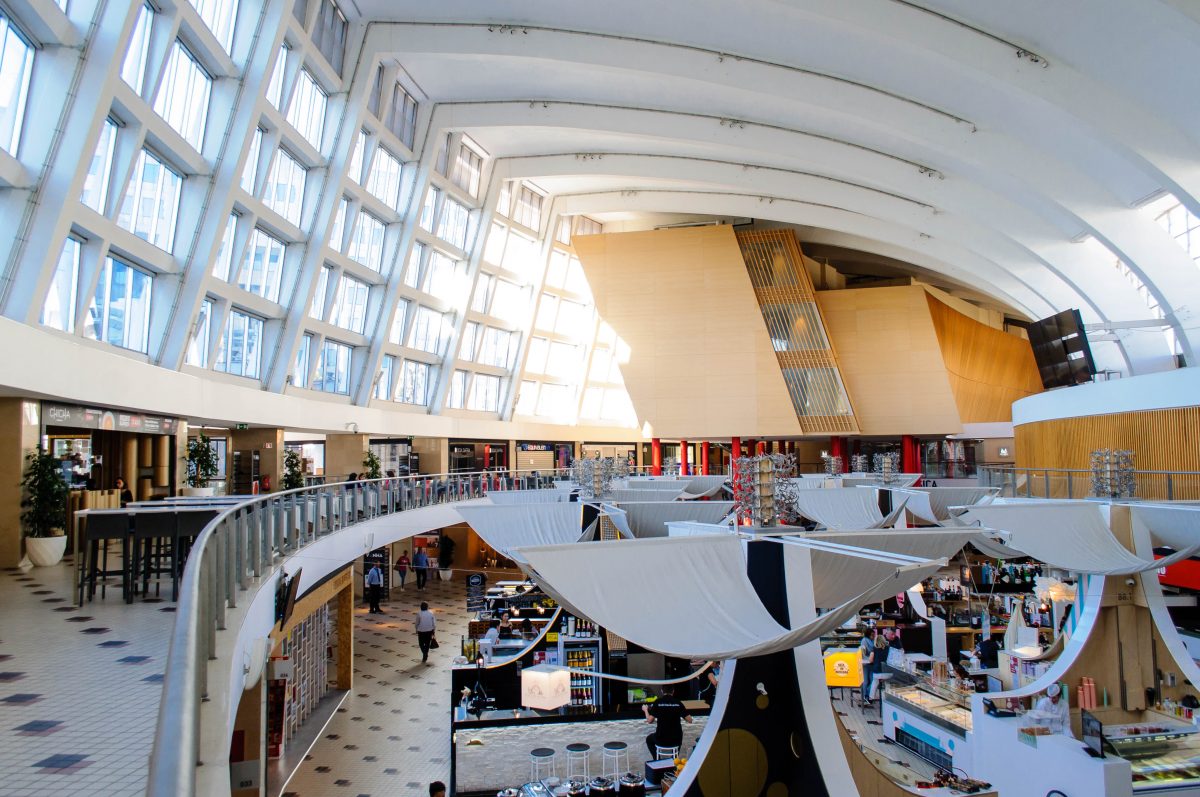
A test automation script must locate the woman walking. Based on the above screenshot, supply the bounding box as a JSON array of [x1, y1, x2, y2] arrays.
[[415, 601, 436, 664], [394, 549, 410, 590]]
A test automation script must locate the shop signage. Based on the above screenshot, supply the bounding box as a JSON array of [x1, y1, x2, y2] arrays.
[[822, 649, 863, 688], [363, 547, 391, 596], [518, 442, 554, 452], [451, 445, 475, 454], [236, 423, 250, 430], [42, 402, 178, 434]]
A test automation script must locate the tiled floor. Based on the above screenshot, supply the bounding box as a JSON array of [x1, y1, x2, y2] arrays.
[[280, 576, 472, 797], [0, 558, 176, 797]]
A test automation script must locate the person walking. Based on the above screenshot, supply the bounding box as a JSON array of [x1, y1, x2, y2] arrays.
[[393, 549, 410, 590], [415, 601, 436, 663], [365, 562, 384, 614], [413, 548, 429, 591]]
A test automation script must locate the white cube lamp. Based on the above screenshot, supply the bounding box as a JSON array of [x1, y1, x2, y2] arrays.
[[521, 664, 571, 710]]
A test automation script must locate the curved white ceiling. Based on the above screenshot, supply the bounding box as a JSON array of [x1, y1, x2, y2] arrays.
[[354, 0, 1200, 373]]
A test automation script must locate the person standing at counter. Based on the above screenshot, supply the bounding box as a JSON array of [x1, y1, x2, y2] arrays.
[[859, 629, 877, 705], [366, 562, 384, 614], [413, 548, 429, 590], [115, 477, 134, 507], [415, 601, 437, 664], [1031, 683, 1073, 737], [644, 685, 693, 757], [393, 550, 410, 591]]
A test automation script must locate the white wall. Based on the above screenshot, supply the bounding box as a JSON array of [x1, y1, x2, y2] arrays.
[[1013, 367, 1199, 426]]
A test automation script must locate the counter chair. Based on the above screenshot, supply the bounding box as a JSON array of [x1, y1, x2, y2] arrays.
[[565, 742, 591, 780], [82, 512, 132, 603], [601, 741, 630, 779], [132, 511, 178, 601], [654, 745, 681, 761], [172, 509, 218, 601], [529, 747, 557, 781]]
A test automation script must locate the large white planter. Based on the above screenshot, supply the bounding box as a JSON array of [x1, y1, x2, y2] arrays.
[[26, 535, 67, 567], [182, 486, 215, 497], [438, 569, 453, 581]]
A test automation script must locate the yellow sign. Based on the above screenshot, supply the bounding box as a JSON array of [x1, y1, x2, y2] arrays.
[[546, 632, 559, 642], [824, 649, 864, 688]]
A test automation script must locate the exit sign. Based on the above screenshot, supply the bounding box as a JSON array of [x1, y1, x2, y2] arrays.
[[235, 423, 249, 430]]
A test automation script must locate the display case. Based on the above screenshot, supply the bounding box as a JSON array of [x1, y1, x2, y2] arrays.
[[1105, 722, 1200, 793], [883, 682, 974, 772]]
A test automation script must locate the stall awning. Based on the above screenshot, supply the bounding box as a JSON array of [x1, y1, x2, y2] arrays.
[[1131, 504, 1200, 551], [617, 500, 736, 538], [959, 502, 1200, 574], [791, 488, 908, 529], [891, 487, 999, 524], [610, 488, 685, 503], [486, 489, 570, 505], [455, 503, 634, 556], [680, 476, 729, 498], [799, 529, 980, 562], [512, 534, 943, 659]]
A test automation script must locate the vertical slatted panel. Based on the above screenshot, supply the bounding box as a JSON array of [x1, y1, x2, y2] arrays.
[[1015, 407, 1200, 499], [736, 229, 859, 434]]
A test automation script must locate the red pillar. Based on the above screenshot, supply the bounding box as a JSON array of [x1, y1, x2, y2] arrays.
[[731, 436, 742, 481], [679, 439, 689, 476], [755, 440, 765, 455], [700, 442, 710, 475], [651, 438, 663, 476], [902, 435, 921, 483], [483, 444, 491, 470], [830, 436, 845, 462]]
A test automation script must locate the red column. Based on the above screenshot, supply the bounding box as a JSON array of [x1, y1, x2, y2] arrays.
[[756, 440, 766, 455], [651, 438, 662, 476], [679, 439, 689, 476], [902, 435, 921, 483], [731, 437, 742, 481], [700, 442, 710, 475], [483, 444, 491, 470], [830, 436, 845, 462]]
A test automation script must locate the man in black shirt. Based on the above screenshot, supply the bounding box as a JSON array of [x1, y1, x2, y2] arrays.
[[643, 685, 693, 757]]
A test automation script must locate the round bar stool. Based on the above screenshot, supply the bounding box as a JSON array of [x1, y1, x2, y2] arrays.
[[601, 740, 630, 777], [530, 747, 557, 781], [565, 742, 591, 780], [655, 745, 681, 761]]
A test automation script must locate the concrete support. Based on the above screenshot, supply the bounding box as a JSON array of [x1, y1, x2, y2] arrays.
[[651, 438, 663, 476], [0, 399, 41, 567], [325, 433, 370, 482], [411, 437, 448, 475], [229, 428, 285, 492]]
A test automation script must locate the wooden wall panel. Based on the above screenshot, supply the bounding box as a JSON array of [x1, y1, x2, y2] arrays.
[[925, 293, 1042, 423], [1016, 407, 1200, 499], [816, 285, 963, 435]]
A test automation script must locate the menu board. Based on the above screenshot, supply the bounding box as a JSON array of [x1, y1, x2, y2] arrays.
[[43, 402, 178, 434]]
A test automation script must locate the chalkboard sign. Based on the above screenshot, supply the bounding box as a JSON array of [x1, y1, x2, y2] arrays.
[[363, 547, 391, 600], [466, 572, 487, 613]]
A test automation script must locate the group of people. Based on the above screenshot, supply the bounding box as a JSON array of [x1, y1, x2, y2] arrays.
[[858, 626, 900, 705]]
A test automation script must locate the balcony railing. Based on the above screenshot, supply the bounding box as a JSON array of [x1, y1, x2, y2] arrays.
[[978, 465, 1200, 501]]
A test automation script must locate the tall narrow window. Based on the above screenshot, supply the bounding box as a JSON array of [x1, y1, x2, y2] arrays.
[[41, 238, 81, 332], [347, 129, 366, 184], [311, 0, 347, 74], [467, 373, 500, 412], [375, 355, 395, 400], [410, 306, 446, 354], [117, 149, 183, 252], [286, 69, 327, 150], [214, 308, 263, 378], [314, 338, 351, 394], [478, 327, 515, 368], [241, 127, 263, 194], [328, 196, 348, 252], [449, 143, 483, 197], [403, 242, 424, 288], [424, 250, 461, 298], [447, 369, 466, 409], [236, 227, 286, 302], [329, 274, 369, 334], [386, 82, 417, 149], [121, 5, 153, 94], [212, 213, 238, 280], [346, 212, 385, 271], [397, 360, 430, 404], [80, 118, 117, 213], [189, 0, 239, 54], [437, 199, 470, 250], [418, 187, 439, 232], [311, 264, 331, 318], [266, 44, 288, 109], [87, 256, 153, 353], [388, 298, 409, 344], [154, 41, 212, 151], [185, 298, 212, 367], [365, 147, 403, 208], [471, 273, 494, 314], [459, 321, 479, 360], [263, 148, 306, 227], [293, 333, 312, 387], [367, 64, 384, 117], [0, 14, 33, 155], [512, 185, 544, 230]]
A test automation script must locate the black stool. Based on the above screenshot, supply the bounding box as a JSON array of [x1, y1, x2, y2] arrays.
[[82, 512, 132, 603]]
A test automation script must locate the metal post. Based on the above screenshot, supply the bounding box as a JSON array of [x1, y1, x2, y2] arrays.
[[1067, 472, 1073, 500], [1168, 473, 1174, 501]]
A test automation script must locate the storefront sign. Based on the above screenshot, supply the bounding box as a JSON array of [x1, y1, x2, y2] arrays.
[[823, 649, 863, 688], [42, 402, 178, 434], [518, 442, 554, 452]]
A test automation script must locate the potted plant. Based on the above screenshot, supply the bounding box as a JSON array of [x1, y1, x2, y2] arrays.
[[362, 449, 382, 481], [282, 449, 306, 491], [438, 531, 456, 581], [184, 432, 220, 496], [21, 446, 69, 567]]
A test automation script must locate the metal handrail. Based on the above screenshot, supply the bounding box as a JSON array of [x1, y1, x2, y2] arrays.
[[977, 465, 1200, 501], [145, 467, 573, 797]]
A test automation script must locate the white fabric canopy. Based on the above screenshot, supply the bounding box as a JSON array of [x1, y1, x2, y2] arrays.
[[959, 503, 1200, 575], [792, 488, 908, 529], [680, 476, 729, 498], [486, 489, 570, 504], [800, 529, 979, 562], [786, 477, 831, 490], [666, 521, 733, 537], [611, 488, 685, 503], [598, 503, 635, 539], [455, 503, 605, 556], [620, 501, 736, 538], [842, 474, 923, 488], [624, 479, 680, 488], [513, 535, 944, 659], [794, 538, 942, 608], [1132, 504, 1200, 551], [893, 487, 1000, 524]]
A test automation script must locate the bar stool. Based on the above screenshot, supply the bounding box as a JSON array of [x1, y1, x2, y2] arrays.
[[654, 745, 680, 761], [83, 512, 132, 603], [133, 511, 178, 600], [601, 741, 629, 778], [529, 747, 557, 781], [565, 742, 591, 780]]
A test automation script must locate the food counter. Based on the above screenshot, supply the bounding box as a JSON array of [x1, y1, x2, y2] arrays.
[[1106, 720, 1200, 794], [882, 682, 974, 772]]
